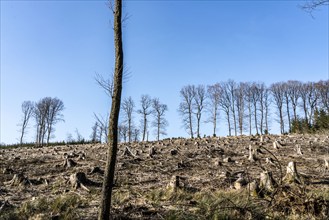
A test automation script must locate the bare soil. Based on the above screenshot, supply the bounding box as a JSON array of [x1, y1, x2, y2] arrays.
[[1, 134, 329, 219]]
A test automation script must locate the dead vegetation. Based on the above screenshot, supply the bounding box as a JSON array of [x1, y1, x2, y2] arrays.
[[1, 134, 329, 219]]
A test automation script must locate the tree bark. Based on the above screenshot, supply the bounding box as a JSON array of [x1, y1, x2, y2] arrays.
[[98, 0, 123, 219]]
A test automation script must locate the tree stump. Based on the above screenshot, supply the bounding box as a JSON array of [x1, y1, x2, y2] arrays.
[[63, 158, 77, 168], [273, 141, 281, 149], [247, 181, 260, 197], [248, 145, 257, 162], [89, 166, 104, 175], [266, 157, 275, 165], [122, 146, 136, 157], [69, 172, 90, 191], [234, 176, 247, 190], [5, 173, 31, 186], [2, 168, 14, 174], [283, 161, 301, 184], [260, 171, 276, 191], [149, 146, 156, 158], [295, 144, 303, 155], [223, 157, 232, 163], [260, 135, 264, 143], [167, 175, 185, 193]]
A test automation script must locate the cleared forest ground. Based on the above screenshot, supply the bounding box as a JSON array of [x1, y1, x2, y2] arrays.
[[1, 134, 329, 219]]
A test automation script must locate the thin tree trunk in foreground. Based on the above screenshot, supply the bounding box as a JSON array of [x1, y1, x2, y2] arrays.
[[98, 0, 123, 219]]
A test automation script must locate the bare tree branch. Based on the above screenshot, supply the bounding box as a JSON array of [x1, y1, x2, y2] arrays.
[[300, 0, 329, 16]]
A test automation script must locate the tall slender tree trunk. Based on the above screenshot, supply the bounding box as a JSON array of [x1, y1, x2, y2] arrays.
[[232, 108, 237, 136], [285, 98, 291, 132], [226, 111, 231, 136], [260, 103, 264, 135], [213, 110, 217, 136], [265, 104, 269, 133], [128, 118, 131, 142], [196, 114, 201, 138], [189, 108, 194, 138], [279, 108, 284, 134], [254, 104, 258, 134], [98, 0, 123, 219], [142, 116, 147, 141], [248, 102, 252, 135], [157, 116, 160, 141]]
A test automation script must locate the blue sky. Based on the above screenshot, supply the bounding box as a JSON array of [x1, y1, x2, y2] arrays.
[[1, 0, 328, 144]]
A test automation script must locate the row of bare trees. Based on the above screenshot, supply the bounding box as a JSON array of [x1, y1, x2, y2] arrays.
[[18, 97, 64, 146], [92, 95, 168, 143], [179, 80, 329, 137], [120, 95, 168, 142]]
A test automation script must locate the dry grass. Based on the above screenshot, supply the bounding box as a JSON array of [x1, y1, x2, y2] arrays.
[[1, 134, 329, 219]]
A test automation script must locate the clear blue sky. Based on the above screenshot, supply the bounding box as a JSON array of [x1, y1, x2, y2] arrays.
[[1, 1, 328, 144]]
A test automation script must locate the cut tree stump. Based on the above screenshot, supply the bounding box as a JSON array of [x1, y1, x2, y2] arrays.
[[234, 176, 247, 190], [283, 161, 301, 184], [63, 158, 77, 168], [259, 171, 276, 191], [122, 146, 136, 157], [69, 172, 90, 192], [167, 175, 185, 193], [149, 146, 156, 158], [223, 157, 232, 163], [89, 166, 104, 175], [5, 173, 31, 186], [2, 168, 14, 174], [247, 181, 260, 197], [248, 145, 257, 162], [266, 157, 275, 165], [273, 141, 281, 149], [295, 145, 303, 155], [69, 172, 101, 191]]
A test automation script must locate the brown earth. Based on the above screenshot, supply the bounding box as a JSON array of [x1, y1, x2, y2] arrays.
[[1, 134, 329, 219]]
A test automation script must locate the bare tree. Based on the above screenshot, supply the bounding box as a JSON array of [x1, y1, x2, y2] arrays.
[[90, 122, 99, 143], [45, 98, 64, 145], [287, 80, 301, 123], [307, 82, 319, 124], [118, 123, 128, 142], [194, 85, 206, 138], [264, 88, 271, 133], [227, 80, 237, 136], [301, 0, 329, 14], [219, 81, 232, 136], [121, 96, 135, 142], [95, 72, 114, 98], [316, 80, 329, 113], [132, 127, 140, 142], [99, 0, 124, 218], [34, 97, 52, 146], [235, 83, 246, 135], [257, 83, 267, 134], [33, 97, 64, 146], [270, 82, 285, 134], [207, 83, 222, 137], [299, 82, 310, 123], [179, 85, 196, 138], [244, 82, 253, 135], [75, 128, 84, 142], [250, 83, 260, 134], [19, 101, 34, 145], [94, 113, 109, 143], [137, 95, 153, 141], [152, 98, 168, 141], [282, 82, 292, 132]]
